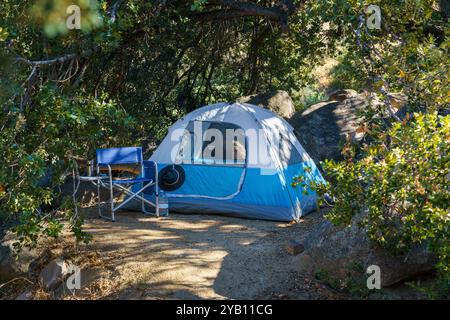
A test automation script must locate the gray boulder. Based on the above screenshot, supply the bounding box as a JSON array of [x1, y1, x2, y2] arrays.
[[54, 266, 104, 299], [290, 91, 409, 164], [289, 94, 368, 163], [15, 289, 33, 300], [327, 89, 358, 102], [39, 258, 70, 290], [295, 212, 437, 287], [0, 240, 41, 282], [237, 90, 296, 118], [369, 91, 408, 116]]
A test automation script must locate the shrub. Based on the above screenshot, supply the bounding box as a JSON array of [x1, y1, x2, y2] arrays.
[[0, 86, 136, 250], [316, 113, 449, 279]]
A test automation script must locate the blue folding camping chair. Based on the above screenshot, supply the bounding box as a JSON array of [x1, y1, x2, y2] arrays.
[[94, 147, 159, 221]]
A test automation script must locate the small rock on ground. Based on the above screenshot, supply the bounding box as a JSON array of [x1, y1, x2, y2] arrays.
[[39, 258, 70, 291]]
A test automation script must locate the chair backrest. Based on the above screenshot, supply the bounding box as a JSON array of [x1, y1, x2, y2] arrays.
[[96, 147, 143, 165]]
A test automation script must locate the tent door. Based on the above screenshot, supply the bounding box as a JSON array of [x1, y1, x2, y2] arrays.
[[169, 120, 248, 200]]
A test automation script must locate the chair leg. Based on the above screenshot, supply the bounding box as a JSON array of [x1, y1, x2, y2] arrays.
[[109, 176, 115, 222], [155, 193, 159, 217], [97, 177, 102, 218], [141, 192, 147, 214], [141, 191, 150, 215]]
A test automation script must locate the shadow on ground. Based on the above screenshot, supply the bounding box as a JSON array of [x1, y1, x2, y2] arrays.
[[75, 206, 331, 300]]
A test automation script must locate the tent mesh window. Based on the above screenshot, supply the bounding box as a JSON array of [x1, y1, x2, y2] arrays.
[[177, 121, 246, 166]]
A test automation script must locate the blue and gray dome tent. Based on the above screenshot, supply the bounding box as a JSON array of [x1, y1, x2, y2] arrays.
[[130, 102, 325, 221]]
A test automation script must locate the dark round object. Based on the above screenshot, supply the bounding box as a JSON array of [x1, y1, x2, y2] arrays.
[[158, 165, 185, 191]]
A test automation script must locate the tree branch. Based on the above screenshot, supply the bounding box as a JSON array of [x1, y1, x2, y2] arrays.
[[14, 47, 99, 66], [189, 0, 306, 32]]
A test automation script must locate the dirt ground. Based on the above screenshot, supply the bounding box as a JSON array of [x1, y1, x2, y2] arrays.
[[1, 206, 431, 300], [51, 207, 348, 300]]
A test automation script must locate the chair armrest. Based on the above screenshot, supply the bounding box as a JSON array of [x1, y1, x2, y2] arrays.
[[143, 160, 156, 167], [78, 176, 107, 182], [143, 160, 157, 170]]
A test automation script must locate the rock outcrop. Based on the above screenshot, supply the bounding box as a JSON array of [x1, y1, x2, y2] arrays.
[[237, 90, 296, 118], [289, 91, 408, 164], [295, 212, 437, 287], [289, 94, 368, 163]]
